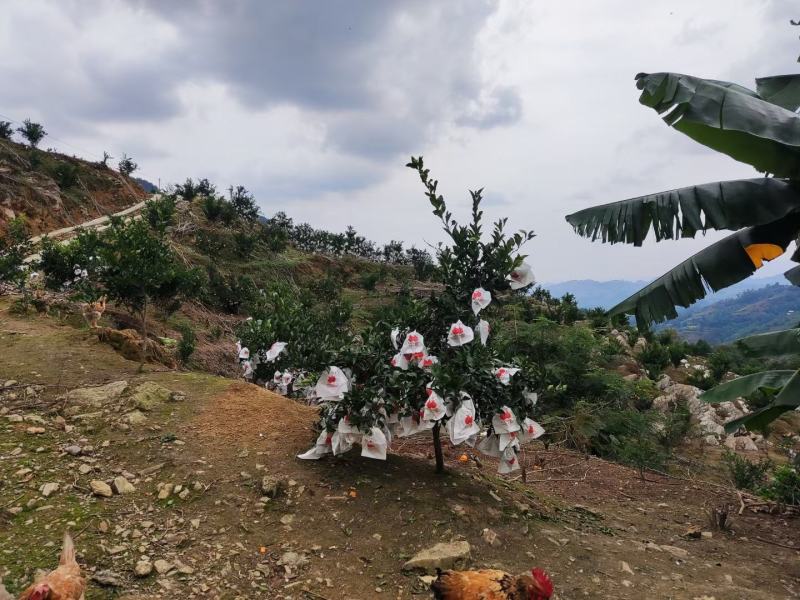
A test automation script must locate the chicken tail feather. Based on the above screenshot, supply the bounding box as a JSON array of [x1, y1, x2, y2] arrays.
[[430, 569, 457, 600], [59, 531, 77, 566]]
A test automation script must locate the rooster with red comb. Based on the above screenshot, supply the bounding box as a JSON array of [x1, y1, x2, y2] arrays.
[[431, 567, 553, 599]]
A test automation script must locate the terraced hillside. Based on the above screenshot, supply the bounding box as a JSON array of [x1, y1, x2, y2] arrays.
[[0, 139, 147, 236]]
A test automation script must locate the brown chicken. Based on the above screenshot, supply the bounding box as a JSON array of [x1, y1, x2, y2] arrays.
[[431, 567, 553, 600], [17, 532, 86, 600], [81, 295, 106, 329]]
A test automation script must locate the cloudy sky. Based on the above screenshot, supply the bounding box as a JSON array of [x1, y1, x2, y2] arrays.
[[2, 0, 798, 282]]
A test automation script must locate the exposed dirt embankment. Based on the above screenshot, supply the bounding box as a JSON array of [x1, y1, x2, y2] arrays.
[[0, 139, 146, 236]]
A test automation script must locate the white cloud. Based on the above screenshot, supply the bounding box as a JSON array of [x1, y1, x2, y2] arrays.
[[1, 0, 798, 282]]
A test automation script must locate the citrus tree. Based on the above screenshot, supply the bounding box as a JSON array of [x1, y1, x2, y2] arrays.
[[40, 206, 202, 361], [566, 71, 800, 430], [235, 281, 353, 388], [298, 157, 544, 473], [0, 218, 33, 290], [17, 119, 46, 148], [95, 216, 202, 359]]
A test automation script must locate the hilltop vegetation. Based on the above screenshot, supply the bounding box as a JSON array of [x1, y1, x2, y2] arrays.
[[0, 137, 146, 236]]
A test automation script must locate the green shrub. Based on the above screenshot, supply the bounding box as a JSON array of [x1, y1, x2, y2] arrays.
[[567, 402, 670, 476], [359, 270, 381, 291], [206, 266, 257, 314], [17, 119, 46, 148], [690, 339, 713, 356], [0, 217, 32, 290], [617, 434, 669, 479], [201, 196, 236, 224], [237, 281, 353, 378], [708, 348, 735, 381], [667, 343, 687, 367], [39, 229, 103, 291], [176, 323, 196, 364], [659, 401, 693, 449], [722, 450, 772, 491], [585, 307, 609, 329], [639, 342, 671, 377], [118, 153, 137, 176], [260, 220, 289, 252], [28, 149, 42, 169], [0, 121, 12, 140], [655, 329, 677, 346], [557, 293, 580, 325], [762, 465, 800, 506], [685, 367, 714, 390], [228, 185, 259, 222], [406, 246, 436, 280], [194, 230, 227, 256], [233, 231, 257, 259], [98, 218, 202, 315], [175, 178, 198, 201], [494, 318, 654, 413], [144, 195, 177, 233], [52, 163, 79, 188]]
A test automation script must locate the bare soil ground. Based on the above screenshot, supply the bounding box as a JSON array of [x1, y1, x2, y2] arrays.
[[1, 303, 799, 599]]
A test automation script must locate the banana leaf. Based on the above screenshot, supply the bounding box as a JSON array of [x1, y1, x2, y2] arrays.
[[636, 72, 800, 177], [565, 178, 800, 246], [723, 368, 800, 432], [609, 213, 800, 325], [786, 265, 800, 286], [701, 370, 794, 404], [756, 75, 800, 112], [734, 328, 800, 357]]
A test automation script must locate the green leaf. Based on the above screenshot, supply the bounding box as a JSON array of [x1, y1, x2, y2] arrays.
[[756, 74, 800, 112], [565, 178, 800, 246], [701, 370, 794, 404], [724, 404, 794, 433], [636, 72, 800, 177], [609, 213, 800, 325], [735, 328, 800, 357], [723, 369, 800, 432], [785, 265, 800, 286]]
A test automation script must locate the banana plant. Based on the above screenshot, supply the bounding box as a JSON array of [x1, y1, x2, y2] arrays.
[[565, 71, 800, 430], [699, 328, 800, 432]]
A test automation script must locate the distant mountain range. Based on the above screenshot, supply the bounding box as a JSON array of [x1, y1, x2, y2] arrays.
[[133, 177, 159, 193], [542, 279, 649, 310], [542, 275, 790, 311], [663, 284, 800, 343], [541, 276, 800, 344]]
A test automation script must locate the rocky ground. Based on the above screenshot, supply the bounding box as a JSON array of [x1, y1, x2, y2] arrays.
[[1, 303, 800, 599]]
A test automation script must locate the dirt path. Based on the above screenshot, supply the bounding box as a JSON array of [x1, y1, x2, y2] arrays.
[[0, 307, 799, 599], [23, 196, 154, 264]]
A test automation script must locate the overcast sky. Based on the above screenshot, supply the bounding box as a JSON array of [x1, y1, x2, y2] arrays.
[[2, 0, 798, 282]]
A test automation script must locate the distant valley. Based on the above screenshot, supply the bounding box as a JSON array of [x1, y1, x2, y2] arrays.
[[542, 276, 800, 344]]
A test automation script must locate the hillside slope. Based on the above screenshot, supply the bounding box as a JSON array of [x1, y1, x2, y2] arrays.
[[1, 300, 798, 599], [663, 283, 800, 343], [0, 139, 147, 236]]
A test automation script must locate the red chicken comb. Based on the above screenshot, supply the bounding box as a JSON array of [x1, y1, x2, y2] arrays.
[[531, 568, 553, 597]]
